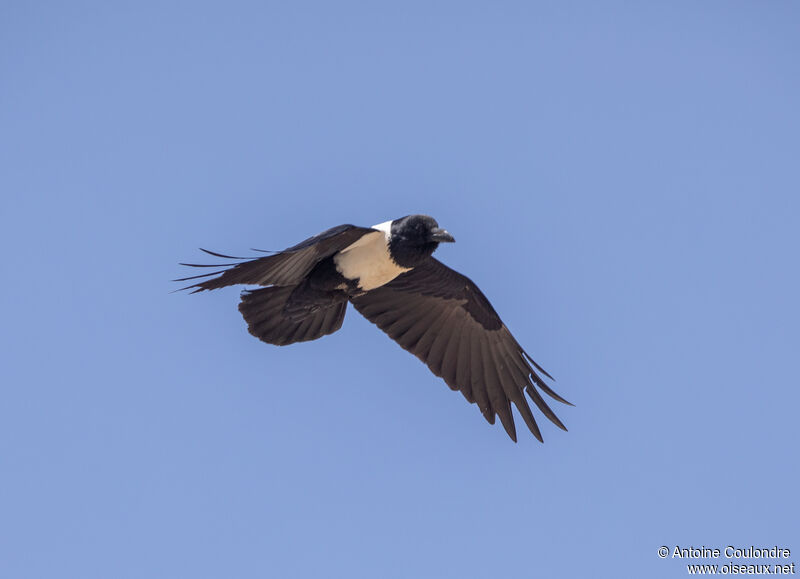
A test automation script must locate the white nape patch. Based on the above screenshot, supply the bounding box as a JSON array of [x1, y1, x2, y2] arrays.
[[371, 220, 393, 235], [333, 220, 411, 291]]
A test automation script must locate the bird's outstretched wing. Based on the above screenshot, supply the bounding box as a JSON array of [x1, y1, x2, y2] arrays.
[[350, 258, 570, 442], [176, 224, 376, 292]]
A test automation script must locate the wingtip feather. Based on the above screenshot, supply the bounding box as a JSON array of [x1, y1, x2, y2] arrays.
[[523, 351, 555, 381], [198, 247, 250, 260]]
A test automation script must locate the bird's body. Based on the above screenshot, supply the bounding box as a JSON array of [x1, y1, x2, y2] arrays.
[[332, 221, 411, 291], [178, 214, 570, 442]]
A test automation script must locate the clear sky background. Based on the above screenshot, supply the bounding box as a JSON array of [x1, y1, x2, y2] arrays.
[[2, 2, 798, 578]]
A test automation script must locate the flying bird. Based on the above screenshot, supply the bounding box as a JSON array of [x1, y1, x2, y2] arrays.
[[177, 215, 570, 442]]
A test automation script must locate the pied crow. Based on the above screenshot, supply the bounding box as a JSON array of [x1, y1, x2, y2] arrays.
[[177, 214, 570, 442]]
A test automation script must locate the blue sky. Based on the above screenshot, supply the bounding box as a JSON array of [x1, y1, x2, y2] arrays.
[[2, 2, 798, 577]]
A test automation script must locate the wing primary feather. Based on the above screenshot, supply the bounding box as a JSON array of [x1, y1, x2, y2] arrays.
[[437, 310, 467, 389], [519, 352, 573, 406], [497, 341, 544, 441], [481, 337, 516, 441], [532, 376, 573, 406], [500, 399, 518, 442], [173, 270, 229, 282], [481, 337, 517, 442], [198, 248, 251, 259], [512, 388, 542, 441], [524, 383, 568, 431], [469, 333, 493, 424], [522, 350, 555, 381], [454, 320, 474, 403], [515, 345, 572, 405], [179, 262, 241, 268]]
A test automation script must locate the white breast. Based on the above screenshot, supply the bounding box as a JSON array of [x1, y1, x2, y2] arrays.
[[333, 220, 411, 291]]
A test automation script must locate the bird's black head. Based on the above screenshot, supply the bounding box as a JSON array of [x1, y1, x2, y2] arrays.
[[388, 214, 455, 268]]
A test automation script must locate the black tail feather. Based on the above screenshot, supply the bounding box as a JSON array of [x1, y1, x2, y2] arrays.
[[238, 285, 348, 346]]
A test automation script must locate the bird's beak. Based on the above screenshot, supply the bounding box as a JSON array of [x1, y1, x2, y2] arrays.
[[429, 227, 455, 243]]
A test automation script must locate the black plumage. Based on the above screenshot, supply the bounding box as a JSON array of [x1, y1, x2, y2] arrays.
[[177, 214, 570, 442]]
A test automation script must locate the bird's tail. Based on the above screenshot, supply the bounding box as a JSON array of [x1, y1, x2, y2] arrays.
[[238, 285, 348, 346]]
